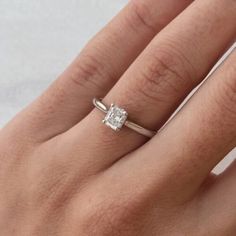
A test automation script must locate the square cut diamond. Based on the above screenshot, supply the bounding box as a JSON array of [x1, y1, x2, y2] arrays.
[[103, 104, 128, 131]]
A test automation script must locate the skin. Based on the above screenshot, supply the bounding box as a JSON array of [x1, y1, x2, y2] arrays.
[[0, 0, 236, 235]]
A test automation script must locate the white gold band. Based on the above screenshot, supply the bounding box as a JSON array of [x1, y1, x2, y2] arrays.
[[93, 98, 157, 138]]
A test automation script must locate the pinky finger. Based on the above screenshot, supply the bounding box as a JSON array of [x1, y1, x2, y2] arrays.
[[200, 159, 236, 235]]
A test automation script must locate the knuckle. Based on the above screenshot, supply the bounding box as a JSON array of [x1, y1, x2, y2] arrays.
[[134, 46, 195, 104], [129, 0, 156, 33], [216, 62, 236, 118], [79, 194, 139, 236], [68, 53, 106, 90]]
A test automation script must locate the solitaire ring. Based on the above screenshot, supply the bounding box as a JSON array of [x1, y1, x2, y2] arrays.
[[93, 98, 157, 138]]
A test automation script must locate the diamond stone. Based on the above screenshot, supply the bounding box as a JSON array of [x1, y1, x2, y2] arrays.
[[103, 104, 128, 131]]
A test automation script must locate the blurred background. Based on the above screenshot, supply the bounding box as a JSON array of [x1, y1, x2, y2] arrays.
[[0, 0, 235, 173]]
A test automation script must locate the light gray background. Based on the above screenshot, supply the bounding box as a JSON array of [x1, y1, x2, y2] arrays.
[[0, 0, 235, 173]]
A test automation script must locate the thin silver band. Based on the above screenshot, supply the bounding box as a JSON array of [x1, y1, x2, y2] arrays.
[[93, 98, 157, 138]]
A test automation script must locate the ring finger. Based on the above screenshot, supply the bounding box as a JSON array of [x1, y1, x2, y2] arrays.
[[8, 0, 192, 143], [56, 0, 236, 176]]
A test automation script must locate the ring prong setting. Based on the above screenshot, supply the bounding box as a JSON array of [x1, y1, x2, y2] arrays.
[[103, 104, 128, 131]]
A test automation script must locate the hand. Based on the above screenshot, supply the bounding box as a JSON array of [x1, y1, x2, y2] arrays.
[[1, 0, 236, 235]]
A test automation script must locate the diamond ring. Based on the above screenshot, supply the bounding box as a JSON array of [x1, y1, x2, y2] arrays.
[[93, 98, 157, 138]]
